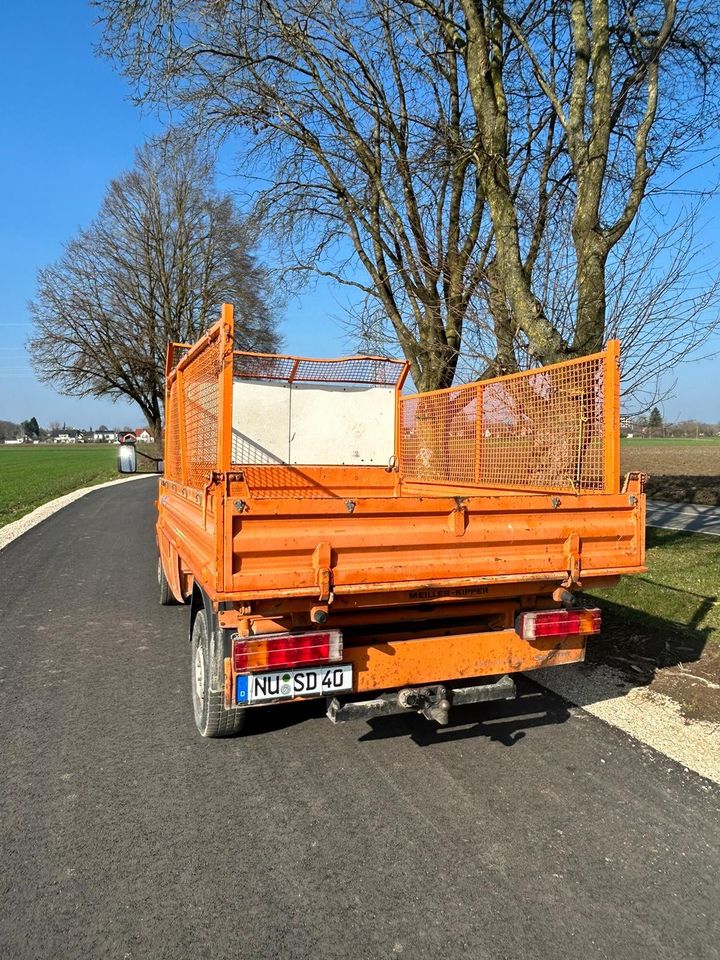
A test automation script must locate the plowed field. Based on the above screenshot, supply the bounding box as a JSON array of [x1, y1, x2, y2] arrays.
[[621, 439, 720, 504]]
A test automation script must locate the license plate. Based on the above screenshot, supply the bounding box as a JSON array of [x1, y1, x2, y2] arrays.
[[236, 664, 353, 706]]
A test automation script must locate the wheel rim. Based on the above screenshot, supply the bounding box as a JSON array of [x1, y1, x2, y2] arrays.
[[194, 644, 206, 707]]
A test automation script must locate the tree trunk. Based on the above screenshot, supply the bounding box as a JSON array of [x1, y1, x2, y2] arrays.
[[572, 230, 608, 356], [486, 257, 520, 376], [460, 0, 568, 366], [138, 396, 163, 449], [483, 172, 565, 363], [149, 415, 163, 447], [413, 299, 462, 391]]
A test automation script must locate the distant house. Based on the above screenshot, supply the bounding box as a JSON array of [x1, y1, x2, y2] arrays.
[[52, 430, 86, 444], [620, 415, 634, 438], [134, 428, 155, 444], [93, 431, 118, 443]]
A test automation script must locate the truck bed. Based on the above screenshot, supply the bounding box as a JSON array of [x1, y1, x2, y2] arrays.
[[158, 465, 644, 603], [157, 316, 643, 611]]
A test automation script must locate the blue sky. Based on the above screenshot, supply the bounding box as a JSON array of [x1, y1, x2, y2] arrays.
[[0, 2, 352, 429], [0, 1, 718, 429]]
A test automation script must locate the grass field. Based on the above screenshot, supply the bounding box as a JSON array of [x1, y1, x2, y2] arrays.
[[588, 527, 719, 641], [0, 445, 118, 527]]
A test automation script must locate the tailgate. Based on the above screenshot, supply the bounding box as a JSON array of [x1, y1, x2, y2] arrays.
[[223, 482, 645, 599]]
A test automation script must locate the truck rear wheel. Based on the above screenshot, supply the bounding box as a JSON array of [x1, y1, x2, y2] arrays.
[[191, 607, 246, 738], [158, 555, 179, 606]]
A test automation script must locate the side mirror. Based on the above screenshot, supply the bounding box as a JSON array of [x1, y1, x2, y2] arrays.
[[156, 459, 164, 475], [117, 443, 137, 474]]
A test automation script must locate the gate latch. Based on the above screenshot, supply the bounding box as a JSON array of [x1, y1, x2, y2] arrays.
[[313, 541, 333, 602], [562, 532, 582, 588]]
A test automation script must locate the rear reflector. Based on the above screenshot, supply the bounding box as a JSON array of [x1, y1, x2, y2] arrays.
[[233, 630, 343, 672], [517, 608, 601, 641]]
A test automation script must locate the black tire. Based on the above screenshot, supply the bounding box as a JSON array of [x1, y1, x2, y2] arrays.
[[191, 607, 246, 738], [158, 556, 178, 606]]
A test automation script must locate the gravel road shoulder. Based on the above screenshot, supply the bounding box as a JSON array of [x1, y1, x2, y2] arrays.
[[530, 662, 720, 784]]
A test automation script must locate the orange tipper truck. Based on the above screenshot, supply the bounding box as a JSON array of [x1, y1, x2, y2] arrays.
[[119, 303, 645, 737]]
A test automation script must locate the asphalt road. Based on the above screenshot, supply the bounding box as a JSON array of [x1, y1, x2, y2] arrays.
[[1, 478, 719, 960], [647, 499, 720, 536]]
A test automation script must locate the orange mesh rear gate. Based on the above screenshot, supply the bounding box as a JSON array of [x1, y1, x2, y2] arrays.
[[399, 342, 619, 495]]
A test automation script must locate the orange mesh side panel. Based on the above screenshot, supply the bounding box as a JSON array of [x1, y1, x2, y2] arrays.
[[164, 379, 182, 482], [181, 336, 222, 488], [233, 354, 404, 385], [400, 354, 607, 493], [169, 344, 190, 371]]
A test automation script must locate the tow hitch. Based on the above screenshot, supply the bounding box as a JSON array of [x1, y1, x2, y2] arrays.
[[326, 674, 516, 725], [398, 686, 451, 725]]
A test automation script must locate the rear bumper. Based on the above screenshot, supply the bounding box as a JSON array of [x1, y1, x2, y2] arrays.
[[225, 626, 587, 711], [344, 627, 586, 694], [327, 674, 517, 724]]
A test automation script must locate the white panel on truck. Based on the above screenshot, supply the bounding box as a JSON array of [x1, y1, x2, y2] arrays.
[[231, 379, 396, 466], [288, 383, 395, 465], [232, 380, 290, 464]]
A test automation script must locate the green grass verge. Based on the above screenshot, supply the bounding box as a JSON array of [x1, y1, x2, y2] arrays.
[[586, 527, 720, 647], [0, 445, 118, 527]]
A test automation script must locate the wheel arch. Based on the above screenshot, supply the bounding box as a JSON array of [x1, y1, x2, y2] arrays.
[[189, 582, 210, 643], [189, 586, 230, 695], [157, 531, 185, 603], [189, 585, 244, 736]]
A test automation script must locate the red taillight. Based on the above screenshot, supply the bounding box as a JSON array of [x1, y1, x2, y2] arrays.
[[233, 630, 342, 672], [517, 608, 601, 640]]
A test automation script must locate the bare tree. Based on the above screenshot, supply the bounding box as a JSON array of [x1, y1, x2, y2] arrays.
[[97, 0, 497, 390], [485, 0, 720, 357], [462, 199, 720, 408], [29, 135, 279, 437], [0, 421, 21, 442], [96, 0, 720, 391]]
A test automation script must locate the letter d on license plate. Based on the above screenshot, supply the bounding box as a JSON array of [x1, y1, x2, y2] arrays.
[[238, 664, 353, 705]]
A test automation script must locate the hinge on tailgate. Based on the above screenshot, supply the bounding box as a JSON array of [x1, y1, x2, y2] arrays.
[[313, 541, 333, 603], [447, 500, 468, 537], [622, 471, 646, 495], [562, 532, 582, 588]]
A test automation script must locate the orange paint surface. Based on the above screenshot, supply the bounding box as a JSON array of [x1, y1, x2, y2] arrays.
[[345, 629, 586, 692], [158, 305, 645, 697]]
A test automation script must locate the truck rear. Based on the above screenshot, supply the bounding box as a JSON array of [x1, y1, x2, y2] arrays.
[[139, 304, 644, 737]]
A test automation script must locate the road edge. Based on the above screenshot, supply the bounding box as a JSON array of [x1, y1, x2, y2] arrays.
[[529, 663, 719, 785], [0, 473, 156, 552]]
